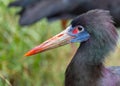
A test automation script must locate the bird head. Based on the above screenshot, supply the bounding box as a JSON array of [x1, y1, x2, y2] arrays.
[[25, 9, 118, 56]]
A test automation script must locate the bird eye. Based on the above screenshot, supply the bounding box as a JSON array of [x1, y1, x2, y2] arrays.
[[77, 26, 84, 32], [72, 25, 84, 34]]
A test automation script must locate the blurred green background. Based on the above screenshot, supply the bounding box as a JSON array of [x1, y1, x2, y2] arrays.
[[0, 0, 120, 86]]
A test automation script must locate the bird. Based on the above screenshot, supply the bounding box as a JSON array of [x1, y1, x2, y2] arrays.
[[8, 0, 120, 28], [24, 9, 120, 86]]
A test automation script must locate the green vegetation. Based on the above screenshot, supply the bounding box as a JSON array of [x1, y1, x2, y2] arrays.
[[0, 0, 120, 86]]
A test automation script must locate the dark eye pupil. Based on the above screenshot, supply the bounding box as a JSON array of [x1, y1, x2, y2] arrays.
[[78, 26, 83, 31]]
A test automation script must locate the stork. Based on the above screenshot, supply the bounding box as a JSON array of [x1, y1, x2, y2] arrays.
[[25, 9, 120, 86], [9, 0, 120, 28]]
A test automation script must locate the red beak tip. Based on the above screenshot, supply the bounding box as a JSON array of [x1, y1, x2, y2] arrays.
[[24, 51, 33, 57], [24, 53, 30, 57]]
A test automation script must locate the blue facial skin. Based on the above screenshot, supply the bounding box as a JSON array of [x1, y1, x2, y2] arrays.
[[67, 26, 90, 43]]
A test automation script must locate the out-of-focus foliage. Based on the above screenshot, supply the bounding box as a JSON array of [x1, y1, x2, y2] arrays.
[[0, 0, 120, 86], [0, 0, 73, 86]]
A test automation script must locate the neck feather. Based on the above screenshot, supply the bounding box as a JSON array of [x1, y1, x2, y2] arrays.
[[65, 34, 117, 86]]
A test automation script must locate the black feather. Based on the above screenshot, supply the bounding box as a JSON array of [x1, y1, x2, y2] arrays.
[[8, 0, 120, 27]]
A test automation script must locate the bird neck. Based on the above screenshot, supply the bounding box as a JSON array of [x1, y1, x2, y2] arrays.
[[65, 38, 108, 86]]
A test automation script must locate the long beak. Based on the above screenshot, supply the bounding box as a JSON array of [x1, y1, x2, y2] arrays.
[[24, 26, 74, 56]]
